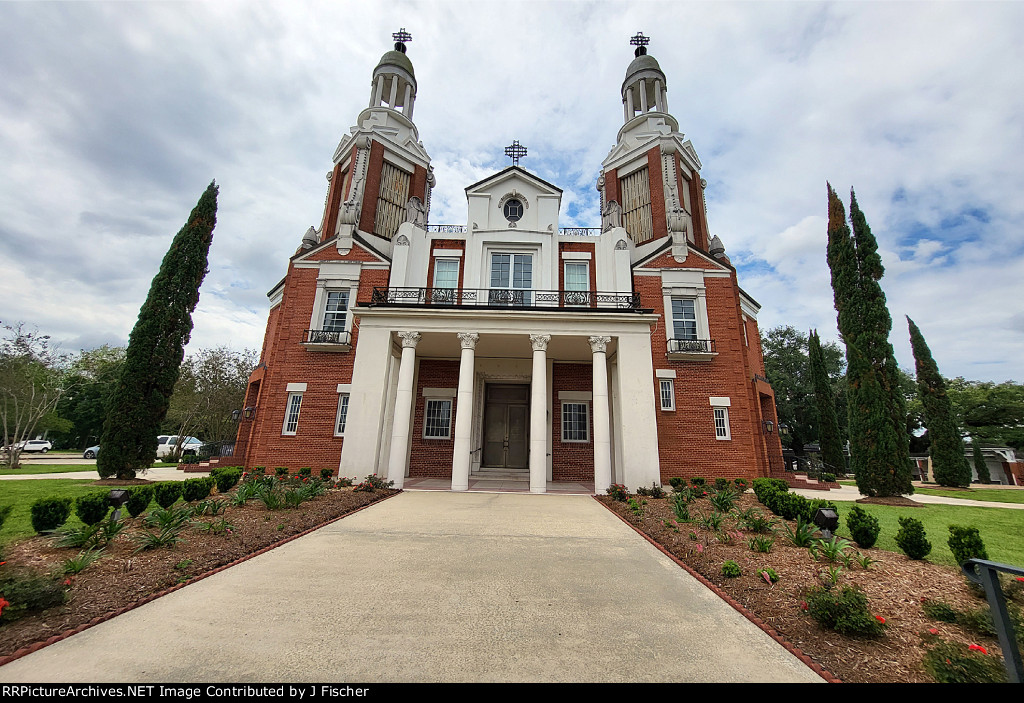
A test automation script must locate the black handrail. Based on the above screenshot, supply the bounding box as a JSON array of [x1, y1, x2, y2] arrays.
[[369, 287, 643, 311], [666, 338, 716, 354], [304, 329, 352, 345], [962, 558, 1024, 682]]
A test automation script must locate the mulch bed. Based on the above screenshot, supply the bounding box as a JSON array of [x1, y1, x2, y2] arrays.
[[0, 486, 399, 662], [597, 492, 1013, 684]]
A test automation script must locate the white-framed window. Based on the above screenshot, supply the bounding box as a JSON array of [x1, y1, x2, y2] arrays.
[[323, 290, 349, 332], [283, 392, 303, 435], [659, 379, 675, 411], [335, 393, 350, 436], [563, 261, 590, 305], [423, 399, 452, 439], [713, 406, 731, 440], [671, 298, 698, 341], [561, 402, 590, 442], [433, 258, 459, 289], [489, 252, 533, 305]]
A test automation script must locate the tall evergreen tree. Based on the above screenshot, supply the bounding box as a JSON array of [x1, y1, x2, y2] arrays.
[[971, 437, 990, 484], [809, 329, 845, 476], [825, 184, 913, 497], [98, 182, 218, 479], [906, 316, 971, 486]]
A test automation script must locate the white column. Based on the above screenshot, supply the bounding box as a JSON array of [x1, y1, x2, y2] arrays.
[[451, 332, 479, 491], [406, 91, 415, 120], [372, 75, 385, 107], [529, 334, 551, 494], [388, 76, 399, 108], [662, 86, 669, 115], [653, 79, 663, 111], [403, 84, 413, 116], [626, 87, 634, 117], [623, 99, 629, 123], [386, 331, 420, 489], [639, 79, 648, 112], [590, 336, 612, 494]]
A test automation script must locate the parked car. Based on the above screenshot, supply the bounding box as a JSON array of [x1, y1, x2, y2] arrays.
[[17, 439, 52, 453], [156, 435, 203, 459], [83, 445, 100, 459]]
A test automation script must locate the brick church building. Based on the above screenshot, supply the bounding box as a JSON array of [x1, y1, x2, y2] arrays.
[[232, 32, 786, 493]]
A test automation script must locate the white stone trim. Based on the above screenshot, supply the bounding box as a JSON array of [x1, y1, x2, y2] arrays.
[[336, 383, 352, 393], [558, 391, 593, 401], [655, 369, 676, 379], [432, 248, 463, 258], [286, 383, 308, 392], [560, 251, 592, 260], [709, 396, 731, 407], [422, 387, 457, 398]]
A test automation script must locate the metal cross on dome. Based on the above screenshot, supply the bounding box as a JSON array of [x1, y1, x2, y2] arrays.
[[630, 32, 650, 56], [504, 140, 527, 166], [393, 27, 412, 48]]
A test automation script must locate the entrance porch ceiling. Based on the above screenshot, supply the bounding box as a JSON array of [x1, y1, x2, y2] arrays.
[[401, 332, 614, 361]]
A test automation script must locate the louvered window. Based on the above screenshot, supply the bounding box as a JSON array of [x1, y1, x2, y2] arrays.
[[374, 161, 411, 240], [620, 167, 653, 244]]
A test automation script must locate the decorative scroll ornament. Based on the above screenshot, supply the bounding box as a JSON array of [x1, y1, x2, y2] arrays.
[[614, 239, 629, 250], [394, 234, 410, 246], [457, 332, 480, 350], [529, 334, 551, 352], [398, 331, 421, 348], [588, 336, 611, 353]]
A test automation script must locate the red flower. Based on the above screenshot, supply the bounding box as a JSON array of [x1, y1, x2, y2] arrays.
[[800, 601, 808, 611], [1016, 577, 1024, 583], [928, 628, 938, 635], [0, 597, 9, 616], [63, 578, 73, 586], [875, 615, 886, 624], [969, 644, 988, 654]]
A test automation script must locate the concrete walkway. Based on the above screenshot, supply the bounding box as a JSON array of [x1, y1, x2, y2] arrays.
[[0, 466, 205, 482], [791, 484, 1024, 510], [0, 491, 823, 683]]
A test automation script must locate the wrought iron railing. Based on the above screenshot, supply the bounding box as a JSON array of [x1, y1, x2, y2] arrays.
[[370, 287, 643, 311], [426, 224, 467, 234], [667, 338, 716, 354], [963, 559, 1024, 682], [304, 329, 352, 345], [558, 227, 602, 236]]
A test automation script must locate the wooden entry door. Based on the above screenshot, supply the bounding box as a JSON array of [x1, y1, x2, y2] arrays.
[[482, 384, 530, 469]]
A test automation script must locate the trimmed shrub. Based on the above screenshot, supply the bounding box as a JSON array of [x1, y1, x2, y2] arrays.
[[153, 482, 182, 509], [607, 483, 629, 502], [896, 516, 932, 560], [734, 478, 749, 491], [320, 468, 333, 481], [690, 477, 706, 487], [635, 482, 665, 499], [125, 486, 155, 518], [181, 477, 215, 502], [805, 585, 885, 637], [820, 473, 836, 483], [668, 477, 686, 491], [74, 491, 111, 526], [275, 467, 289, 477], [299, 467, 312, 477], [920, 598, 958, 623], [922, 641, 1006, 683], [30, 497, 73, 533], [721, 560, 742, 578], [212, 467, 243, 494], [846, 506, 881, 549], [714, 478, 729, 491], [948, 525, 988, 565]]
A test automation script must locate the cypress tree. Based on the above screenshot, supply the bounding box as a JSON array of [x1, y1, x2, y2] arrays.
[[907, 316, 970, 487], [825, 185, 913, 497], [971, 438, 990, 484], [98, 182, 218, 479], [809, 330, 845, 476]]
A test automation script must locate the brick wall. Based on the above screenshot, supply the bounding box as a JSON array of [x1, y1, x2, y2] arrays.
[[358, 140, 385, 235], [557, 242, 597, 293], [409, 359, 459, 477], [551, 363, 595, 482]]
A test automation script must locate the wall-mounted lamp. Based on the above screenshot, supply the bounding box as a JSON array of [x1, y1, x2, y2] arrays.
[[762, 419, 775, 434], [243, 407, 256, 420]]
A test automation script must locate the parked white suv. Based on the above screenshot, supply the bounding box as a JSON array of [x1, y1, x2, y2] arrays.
[[156, 435, 203, 459], [18, 439, 52, 453]]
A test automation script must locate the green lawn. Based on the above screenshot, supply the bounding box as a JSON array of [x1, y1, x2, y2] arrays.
[[0, 464, 100, 476], [830, 501, 1024, 567], [914, 487, 1024, 505], [0, 479, 110, 545]]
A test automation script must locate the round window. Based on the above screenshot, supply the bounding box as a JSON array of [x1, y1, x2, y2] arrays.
[[503, 198, 524, 222]]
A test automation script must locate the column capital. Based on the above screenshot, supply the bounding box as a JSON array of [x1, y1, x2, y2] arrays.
[[589, 335, 612, 353], [530, 334, 551, 352], [398, 331, 421, 349], [457, 332, 480, 350]]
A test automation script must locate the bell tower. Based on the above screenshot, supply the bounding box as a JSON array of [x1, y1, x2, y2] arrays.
[[599, 33, 717, 258], [312, 29, 435, 254]]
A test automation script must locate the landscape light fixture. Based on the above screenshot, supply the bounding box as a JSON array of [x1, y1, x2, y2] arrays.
[[108, 489, 129, 522], [813, 508, 839, 539]]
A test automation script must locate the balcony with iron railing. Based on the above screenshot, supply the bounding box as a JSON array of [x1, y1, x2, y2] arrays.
[[666, 338, 716, 360], [369, 287, 646, 312], [302, 329, 352, 352]]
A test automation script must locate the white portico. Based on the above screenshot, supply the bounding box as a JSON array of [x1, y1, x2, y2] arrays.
[[337, 308, 661, 493]]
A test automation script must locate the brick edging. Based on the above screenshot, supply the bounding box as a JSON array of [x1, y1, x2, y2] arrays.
[[0, 490, 402, 668], [593, 496, 842, 683]]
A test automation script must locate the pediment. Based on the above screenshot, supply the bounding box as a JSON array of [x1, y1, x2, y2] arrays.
[[464, 166, 562, 197]]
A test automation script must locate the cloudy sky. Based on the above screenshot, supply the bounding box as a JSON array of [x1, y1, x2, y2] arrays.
[[1, 1, 1022, 382]]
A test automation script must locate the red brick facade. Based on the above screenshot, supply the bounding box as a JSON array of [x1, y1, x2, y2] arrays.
[[551, 363, 595, 482], [409, 360, 459, 478]]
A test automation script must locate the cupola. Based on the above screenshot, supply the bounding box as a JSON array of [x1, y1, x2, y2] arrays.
[[368, 28, 418, 119], [621, 32, 669, 123]]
